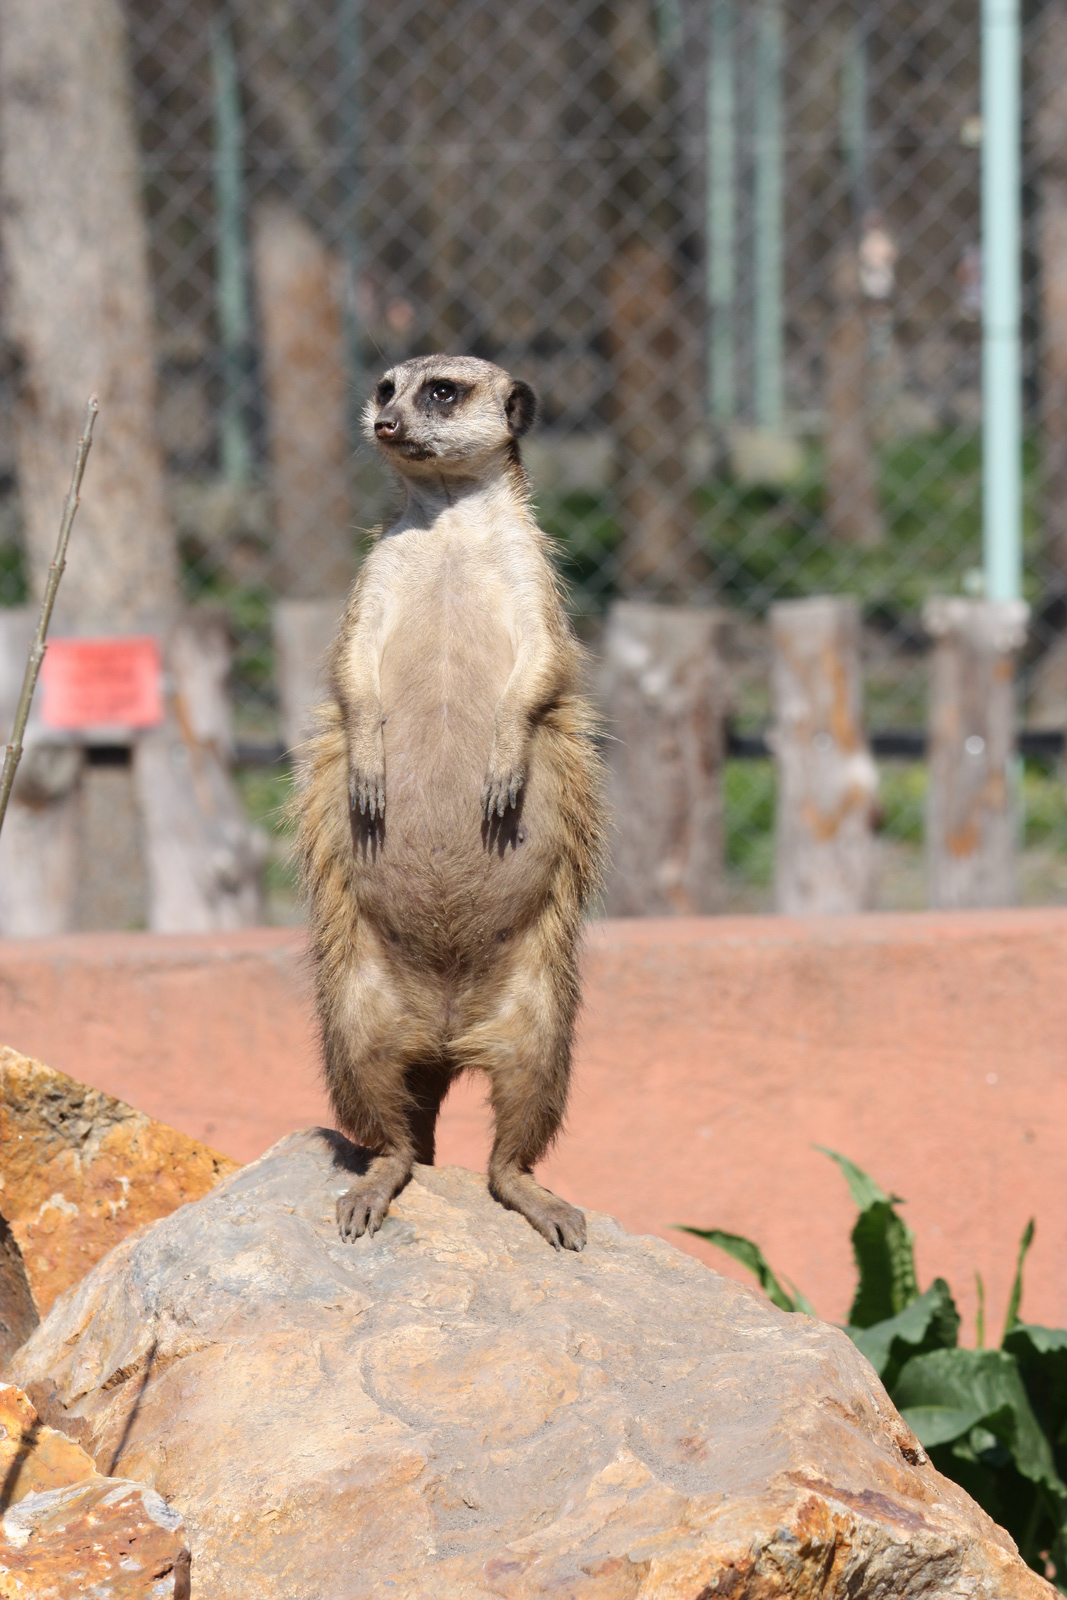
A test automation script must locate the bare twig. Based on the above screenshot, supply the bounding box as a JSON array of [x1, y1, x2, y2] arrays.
[[0, 396, 98, 838]]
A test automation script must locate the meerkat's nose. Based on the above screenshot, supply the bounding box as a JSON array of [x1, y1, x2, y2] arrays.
[[375, 413, 400, 438]]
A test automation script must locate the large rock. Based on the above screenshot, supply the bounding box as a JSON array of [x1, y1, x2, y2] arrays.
[[9, 1130, 1053, 1599], [0, 1380, 190, 1597], [0, 1046, 239, 1319]]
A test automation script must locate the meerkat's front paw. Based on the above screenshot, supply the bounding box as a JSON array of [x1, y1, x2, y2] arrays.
[[349, 767, 386, 821], [482, 751, 525, 819], [348, 741, 386, 821]]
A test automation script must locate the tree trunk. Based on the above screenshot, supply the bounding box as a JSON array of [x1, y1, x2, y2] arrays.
[[607, 241, 705, 594], [0, 0, 263, 933], [1035, 7, 1067, 589], [251, 200, 354, 600], [924, 597, 1027, 910], [770, 596, 878, 913], [824, 244, 884, 548], [600, 600, 726, 915], [0, 0, 177, 633]]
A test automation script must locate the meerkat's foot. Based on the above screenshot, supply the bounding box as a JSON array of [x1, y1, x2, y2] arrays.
[[336, 1155, 409, 1241], [489, 1167, 586, 1252]]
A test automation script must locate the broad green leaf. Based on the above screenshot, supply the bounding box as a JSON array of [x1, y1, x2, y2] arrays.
[[898, 1404, 995, 1449], [1002, 1219, 1035, 1343], [847, 1278, 960, 1387], [676, 1227, 798, 1314], [893, 1348, 1066, 1502], [816, 1148, 918, 1327], [848, 1199, 920, 1328], [815, 1147, 893, 1210], [1003, 1323, 1067, 1449]]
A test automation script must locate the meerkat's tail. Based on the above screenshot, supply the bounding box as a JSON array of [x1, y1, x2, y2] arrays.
[[291, 702, 358, 990]]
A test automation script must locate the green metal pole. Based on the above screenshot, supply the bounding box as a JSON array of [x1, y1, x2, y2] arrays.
[[982, 0, 1022, 602], [210, 7, 252, 486], [338, 0, 365, 435], [840, 13, 868, 220], [707, 0, 736, 422], [753, 0, 784, 432]]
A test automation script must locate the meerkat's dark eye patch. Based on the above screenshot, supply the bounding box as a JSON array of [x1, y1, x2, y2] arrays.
[[505, 380, 537, 438], [376, 379, 395, 405], [416, 378, 471, 413]]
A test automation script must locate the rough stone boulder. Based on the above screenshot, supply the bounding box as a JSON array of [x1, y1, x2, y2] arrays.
[[0, 1045, 239, 1328], [0, 1380, 190, 1597], [9, 1130, 1054, 1599]]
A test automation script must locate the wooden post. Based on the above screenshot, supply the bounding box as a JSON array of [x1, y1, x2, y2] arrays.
[[770, 596, 878, 914], [135, 613, 266, 934], [924, 597, 1028, 909], [0, 609, 81, 937], [0, 610, 264, 936], [600, 601, 726, 915]]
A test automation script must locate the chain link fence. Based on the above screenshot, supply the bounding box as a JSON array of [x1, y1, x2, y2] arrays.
[[5, 0, 1067, 915]]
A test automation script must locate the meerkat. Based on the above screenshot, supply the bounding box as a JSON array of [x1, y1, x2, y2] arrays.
[[296, 354, 604, 1251]]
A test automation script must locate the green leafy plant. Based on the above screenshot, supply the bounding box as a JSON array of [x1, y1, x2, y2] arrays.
[[680, 1151, 1067, 1586]]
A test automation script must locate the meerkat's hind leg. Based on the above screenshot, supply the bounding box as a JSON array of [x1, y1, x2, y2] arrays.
[[465, 960, 585, 1251], [320, 940, 435, 1242], [490, 1164, 587, 1252], [336, 1058, 451, 1234]]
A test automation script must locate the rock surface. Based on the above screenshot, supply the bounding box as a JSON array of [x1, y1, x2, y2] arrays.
[[10, 1129, 1055, 1599], [0, 1220, 36, 1370], [0, 1046, 239, 1318], [0, 1381, 190, 1597]]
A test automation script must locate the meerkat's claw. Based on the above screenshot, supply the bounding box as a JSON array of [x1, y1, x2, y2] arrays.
[[482, 769, 523, 820], [349, 770, 386, 822]]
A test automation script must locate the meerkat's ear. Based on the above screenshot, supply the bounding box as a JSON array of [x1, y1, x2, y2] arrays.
[[505, 380, 537, 438]]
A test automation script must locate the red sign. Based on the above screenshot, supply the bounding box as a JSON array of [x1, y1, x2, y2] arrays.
[[40, 636, 164, 732]]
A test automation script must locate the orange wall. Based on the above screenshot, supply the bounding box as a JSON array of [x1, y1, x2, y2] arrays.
[[1, 909, 1064, 1339]]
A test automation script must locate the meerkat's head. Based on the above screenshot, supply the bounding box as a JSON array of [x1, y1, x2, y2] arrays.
[[363, 354, 537, 481]]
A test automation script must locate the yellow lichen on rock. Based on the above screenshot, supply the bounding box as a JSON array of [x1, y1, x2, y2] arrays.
[[0, 1045, 239, 1317]]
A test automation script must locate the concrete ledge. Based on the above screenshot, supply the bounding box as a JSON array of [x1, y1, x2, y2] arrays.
[[1, 908, 1065, 1334]]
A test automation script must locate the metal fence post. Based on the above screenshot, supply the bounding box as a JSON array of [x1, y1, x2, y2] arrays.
[[982, 0, 1022, 604]]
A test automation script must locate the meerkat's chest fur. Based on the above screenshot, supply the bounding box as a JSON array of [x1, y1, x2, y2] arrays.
[[366, 495, 550, 663]]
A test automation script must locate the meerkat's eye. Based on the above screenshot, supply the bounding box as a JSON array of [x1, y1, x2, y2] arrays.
[[376, 380, 395, 405], [430, 380, 458, 404]]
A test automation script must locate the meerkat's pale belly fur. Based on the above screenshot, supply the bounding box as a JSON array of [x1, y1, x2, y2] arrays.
[[355, 518, 561, 949]]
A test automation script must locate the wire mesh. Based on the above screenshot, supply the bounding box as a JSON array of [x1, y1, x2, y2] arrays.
[[4, 0, 1067, 911]]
